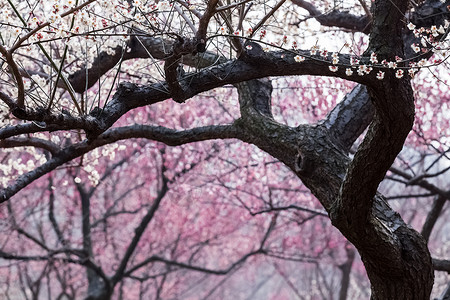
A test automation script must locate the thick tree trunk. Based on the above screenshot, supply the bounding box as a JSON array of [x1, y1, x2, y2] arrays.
[[235, 78, 434, 299]]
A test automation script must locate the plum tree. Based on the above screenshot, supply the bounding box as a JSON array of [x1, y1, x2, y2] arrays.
[[0, 0, 449, 299]]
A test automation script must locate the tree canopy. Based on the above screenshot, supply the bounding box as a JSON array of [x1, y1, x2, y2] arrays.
[[0, 0, 450, 299]]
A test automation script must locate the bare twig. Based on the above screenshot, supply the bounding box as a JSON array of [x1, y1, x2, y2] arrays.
[[215, 0, 253, 12], [250, 0, 288, 38], [357, 0, 373, 21], [0, 45, 25, 108]]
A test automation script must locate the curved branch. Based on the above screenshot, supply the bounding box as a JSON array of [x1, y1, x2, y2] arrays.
[[8, 50, 370, 142], [433, 258, 450, 273], [335, 0, 415, 229], [112, 166, 168, 285], [389, 166, 450, 200], [0, 123, 239, 201], [290, 0, 371, 34], [124, 249, 264, 277], [0, 137, 60, 155], [0, 249, 109, 285], [421, 195, 447, 243], [124, 219, 274, 277], [322, 84, 374, 153], [68, 35, 226, 94], [0, 123, 70, 140], [0, 46, 25, 108]]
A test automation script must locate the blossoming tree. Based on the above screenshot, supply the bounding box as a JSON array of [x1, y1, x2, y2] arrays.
[[1, 0, 450, 299]]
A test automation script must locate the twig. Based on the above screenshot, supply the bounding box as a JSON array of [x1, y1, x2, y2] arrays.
[[0, 45, 25, 108], [215, 0, 253, 12], [357, 0, 373, 21], [250, 0, 288, 38]]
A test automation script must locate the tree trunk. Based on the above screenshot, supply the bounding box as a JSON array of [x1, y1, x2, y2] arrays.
[[235, 78, 434, 299]]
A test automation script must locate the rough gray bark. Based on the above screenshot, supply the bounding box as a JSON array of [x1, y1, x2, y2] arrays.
[[1, 0, 450, 298], [234, 76, 433, 299]]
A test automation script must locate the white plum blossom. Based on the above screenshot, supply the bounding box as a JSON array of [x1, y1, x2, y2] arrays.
[[421, 37, 428, 47], [329, 66, 338, 72], [294, 55, 305, 62], [417, 59, 427, 67], [345, 68, 353, 76], [357, 65, 371, 75], [388, 61, 397, 69], [407, 22, 416, 30], [370, 52, 378, 64], [411, 43, 421, 53], [331, 52, 339, 64], [158, 0, 171, 10], [376, 71, 385, 80], [395, 69, 404, 78], [350, 57, 359, 66], [408, 68, 418, 78]]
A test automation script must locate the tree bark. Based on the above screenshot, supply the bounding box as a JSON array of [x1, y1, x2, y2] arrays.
[[235, 77, 433, 299]]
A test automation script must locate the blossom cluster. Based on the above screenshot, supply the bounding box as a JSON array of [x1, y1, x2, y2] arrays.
[[288, 19, 450, 80]]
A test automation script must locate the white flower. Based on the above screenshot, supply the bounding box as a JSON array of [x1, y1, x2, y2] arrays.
[[407, 22, 416, 30], [74, 177, 81, 183], [395, 69, 404, 78], [246, 45, 253, 50], [376, 71, 385, 80], [411, 43, 421, 53], [294, 55, 305, 62], [370, 52, 378, 64], [388, 61, 397, 69], [358, 64, 368, 73], [417, 59, 427, 67], [350, 57, 359, 66], [413, 29, 421, 38], [31, 74, 46, 88], [158, 0, 171, 10], [329, 66, 338, 72], [332, 57, 339, 64], [408, 68, 418, 78], [345, 68, 353, 76], [421, 37, 427, 47]]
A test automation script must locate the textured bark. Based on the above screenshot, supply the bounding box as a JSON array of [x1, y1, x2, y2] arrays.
[[322, 84, 374, 153], [2, 0, 449, 298], [235, 76, 433, 299]]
